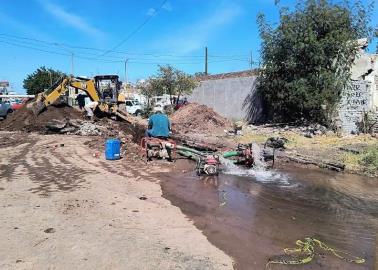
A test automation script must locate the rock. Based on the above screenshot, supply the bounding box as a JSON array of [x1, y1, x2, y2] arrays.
[[60, 127, 77, 133], [44, 228, 55, 233], [45, 120, 67, 131], [325, 130, 334, 136], [234, 121, 243, 131], [304, 132, 314, 138], [265, 137, 288, 149], [314, 130, 323, 136], [319, 125, 327, 133], [68, 119, 83, 128]]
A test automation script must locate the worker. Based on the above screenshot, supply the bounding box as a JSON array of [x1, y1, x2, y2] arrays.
[[146, 109, 171, 138], [84, 101, 98, 120], [75, 91, 87, 110]]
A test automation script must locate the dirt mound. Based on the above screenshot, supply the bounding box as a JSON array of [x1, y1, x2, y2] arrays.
[[171, 103, 231, 134], [0, 103, 82, 132]]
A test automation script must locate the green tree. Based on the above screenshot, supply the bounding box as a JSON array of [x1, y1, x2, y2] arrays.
[[23, 66, 65, 95], [152, 65, 198, 104], [176, 70, 198, 103], [246, 0, 375, 125], [137, 78, 161, 106]]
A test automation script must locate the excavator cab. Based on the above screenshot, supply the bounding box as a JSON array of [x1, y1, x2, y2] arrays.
[[94, 75, 120, 105]]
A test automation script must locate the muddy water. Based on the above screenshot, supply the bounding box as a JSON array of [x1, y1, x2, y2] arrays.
[[160, 161, 378, 270]]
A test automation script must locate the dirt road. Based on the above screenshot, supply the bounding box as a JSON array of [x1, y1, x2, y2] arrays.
[[0, 131, 233, 270]]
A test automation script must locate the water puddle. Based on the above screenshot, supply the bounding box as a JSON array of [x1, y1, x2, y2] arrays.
[[159, 160, 378, 270]]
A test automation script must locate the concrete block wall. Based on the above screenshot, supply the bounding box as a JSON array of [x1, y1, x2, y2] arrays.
[[187, 76, 256, 120], [188, 74, 377, 133], [338, 80, 373, 133]]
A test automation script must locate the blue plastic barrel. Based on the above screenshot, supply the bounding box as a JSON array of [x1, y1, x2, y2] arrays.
[[105, 138, 121, 160]]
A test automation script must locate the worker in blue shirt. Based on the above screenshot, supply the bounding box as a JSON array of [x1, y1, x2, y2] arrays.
[[146, 109, 171, 138]]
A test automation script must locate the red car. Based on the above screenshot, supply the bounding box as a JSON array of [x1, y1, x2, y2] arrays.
[[11, 98, 29, 110]]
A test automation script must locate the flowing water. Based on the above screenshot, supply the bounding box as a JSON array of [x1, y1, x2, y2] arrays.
[[160, 159, 378, 270]]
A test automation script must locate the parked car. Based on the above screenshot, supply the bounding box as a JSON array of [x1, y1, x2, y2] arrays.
[[11, 98, 29, 111], [0, 100, 13, 119], [125, 99, 142, 116]]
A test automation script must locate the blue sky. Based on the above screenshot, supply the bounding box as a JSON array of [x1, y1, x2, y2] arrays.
[[0, 0, 377, 93]]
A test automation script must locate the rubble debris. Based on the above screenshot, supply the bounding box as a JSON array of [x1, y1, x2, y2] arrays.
[[301, 124, 328, 137], [75, 122, 102, 136], [171, 103, 232, 134], [264, 137, 288, 149]]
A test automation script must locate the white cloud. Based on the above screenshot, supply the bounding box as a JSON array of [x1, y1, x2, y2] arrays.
[[156, 4, 241, 54], [37, 0, 104, 39], [162, 2, 173, 12], [146, 8, 156, 16], [147, 1, 172, 17]]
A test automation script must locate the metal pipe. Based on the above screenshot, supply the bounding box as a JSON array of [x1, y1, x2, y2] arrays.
[[0, 95, 35, 98], [177, 150, 200, 161], [176, 145, 206, 156], [223, 151, 240, 158]]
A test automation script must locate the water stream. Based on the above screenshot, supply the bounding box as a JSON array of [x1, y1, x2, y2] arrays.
[[159, 159, 378, 270], [220, 143, 291, 186]]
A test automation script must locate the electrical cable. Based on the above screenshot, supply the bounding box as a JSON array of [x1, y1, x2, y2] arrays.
[[98, 0, 168, 57]]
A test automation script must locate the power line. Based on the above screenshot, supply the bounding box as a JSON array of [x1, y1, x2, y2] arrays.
[[0, 40, 208, 66], [0, 39, 122, 63], [0, 34, 251, 69], [0, 33, 252, 60], [98, 0, 168, 57]]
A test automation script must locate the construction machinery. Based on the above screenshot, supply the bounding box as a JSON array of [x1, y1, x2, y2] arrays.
[[30, 75, 129, 121], [176, 146, 220, 176], [140, 137, 177, 161], [223, 143, 275, 167]]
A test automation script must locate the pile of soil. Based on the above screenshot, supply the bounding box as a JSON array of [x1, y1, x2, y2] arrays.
[[0, 103, 82, 132], [171, 103, 232, 134]]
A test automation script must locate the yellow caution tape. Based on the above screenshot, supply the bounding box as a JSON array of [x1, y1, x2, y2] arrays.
[[266, 237, 365, 269]]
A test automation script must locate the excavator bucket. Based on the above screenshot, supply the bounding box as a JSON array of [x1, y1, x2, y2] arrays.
[[31, 100, 46, 115], [26, 93, 46, 115]]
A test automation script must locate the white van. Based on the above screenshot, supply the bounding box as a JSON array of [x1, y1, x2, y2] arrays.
[[125, 99, 142, 116]]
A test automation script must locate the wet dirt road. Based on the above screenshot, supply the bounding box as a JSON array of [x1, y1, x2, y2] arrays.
[[160, 161, 378, 270], [0, 132, 233, 270]]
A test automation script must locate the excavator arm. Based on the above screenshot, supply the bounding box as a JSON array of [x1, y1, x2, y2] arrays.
[[32, 76, 100, 114], [30, 74, 131, 122]]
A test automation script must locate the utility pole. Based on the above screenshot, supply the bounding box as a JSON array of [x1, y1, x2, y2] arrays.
[[205, 47, 208, 75], [249, 51, 253, 70], [124, 58, 129, 87], [71, 53, 74, 75]]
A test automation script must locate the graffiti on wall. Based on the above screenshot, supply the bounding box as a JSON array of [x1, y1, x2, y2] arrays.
[[338, 81, 372, 133]]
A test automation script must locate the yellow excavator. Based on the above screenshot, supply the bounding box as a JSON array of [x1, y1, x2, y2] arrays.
[[31, 74, 130, 121]]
